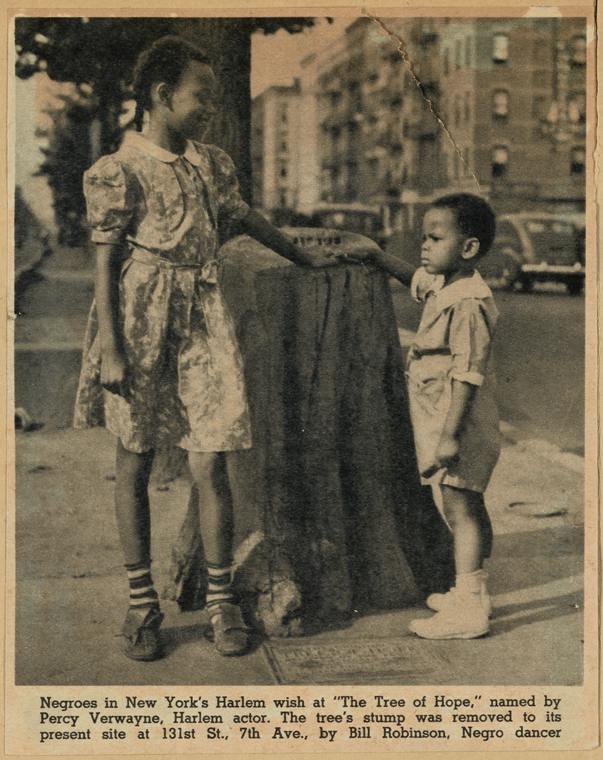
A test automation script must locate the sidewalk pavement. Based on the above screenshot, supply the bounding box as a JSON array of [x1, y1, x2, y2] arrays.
[[13, 423, 584, 687], [12, 243, 585, 686]]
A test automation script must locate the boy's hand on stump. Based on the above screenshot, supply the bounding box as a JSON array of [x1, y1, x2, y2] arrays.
[[299, 248, 340, 268]]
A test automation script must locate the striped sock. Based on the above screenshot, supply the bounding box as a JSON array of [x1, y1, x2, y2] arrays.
[[126, 563, 159, 610], [206, 564, 233, 615]]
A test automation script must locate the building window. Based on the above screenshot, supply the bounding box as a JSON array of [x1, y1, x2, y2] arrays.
[[454, 95, 461, 126], [571, 146, 585, 174], [533, 95, 548, 119], [491, 146, 508, 178], [465, 36, 473, 67], [463, 147, 471, 176], [443, 48, 450, 76], [569, 92, 586, 123], [279, 164, 287, 178], [532, 39, 548, 64], [464, 92, 471, 121], [492, 89, 509, 117], [280, 141, 288, 152], [279, 190, 287, 206], [455, 39, 462, 70], [280, 108, 288, 123], [492, 33, 509, 63], [570, 35, 587, 65]]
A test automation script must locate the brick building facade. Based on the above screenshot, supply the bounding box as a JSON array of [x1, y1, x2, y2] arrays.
[[251, 16, 587, 222]]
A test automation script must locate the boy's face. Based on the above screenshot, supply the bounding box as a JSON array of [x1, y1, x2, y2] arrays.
[[167, 60, 217, 140], [421, 207, 470, 277]]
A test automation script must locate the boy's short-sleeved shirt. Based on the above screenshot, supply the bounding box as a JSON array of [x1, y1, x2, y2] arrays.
[[406, 267, 501, 493], [409, 267, 499, 386]]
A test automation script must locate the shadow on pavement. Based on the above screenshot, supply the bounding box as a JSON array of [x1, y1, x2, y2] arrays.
[[490, 591, 583, 637]]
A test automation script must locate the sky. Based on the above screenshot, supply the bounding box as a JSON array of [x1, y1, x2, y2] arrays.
[[250, 17, 352, 98]]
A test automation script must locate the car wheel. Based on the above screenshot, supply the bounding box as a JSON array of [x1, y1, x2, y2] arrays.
[[478, 247, 521, 289], [519, 276, 533, 293], [566, 280, 583, 296]]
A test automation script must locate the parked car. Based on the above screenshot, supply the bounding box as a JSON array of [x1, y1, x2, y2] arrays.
[[308, 203, 387, 247], [478, 212, 585, 294]]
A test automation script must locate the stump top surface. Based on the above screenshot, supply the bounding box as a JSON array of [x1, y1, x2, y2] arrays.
[[219, 228, 379, 273]]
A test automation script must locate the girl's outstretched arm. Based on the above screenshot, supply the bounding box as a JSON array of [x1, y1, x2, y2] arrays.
[[240, 209, 337, 268], [95, 242, 129, 397]]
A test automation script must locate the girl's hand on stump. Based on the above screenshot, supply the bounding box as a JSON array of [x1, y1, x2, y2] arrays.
[[101, 350, 130, 399], [336, 239, 383, 264], [435, 433, 460, 470], [299, 248, 340, 268]]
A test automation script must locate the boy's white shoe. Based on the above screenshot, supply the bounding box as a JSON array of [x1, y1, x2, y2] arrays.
[[411, 571, 490, 639], [410, 592, 489, 640], [426, 574, 492, 617]]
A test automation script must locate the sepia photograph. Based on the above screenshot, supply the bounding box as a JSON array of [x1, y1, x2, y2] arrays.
[[7, 9, 596, 750]]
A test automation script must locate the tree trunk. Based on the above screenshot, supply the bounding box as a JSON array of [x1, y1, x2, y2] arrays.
[[175, 18, 253, 204], [165, 233, 455, 635]]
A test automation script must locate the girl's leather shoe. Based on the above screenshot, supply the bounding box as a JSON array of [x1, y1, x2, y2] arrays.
[[209, 602, 250, 656], [122, 606, 164, 661]]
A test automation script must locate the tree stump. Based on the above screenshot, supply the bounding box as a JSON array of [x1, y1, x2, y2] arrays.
[[166, 231, 454, 636]]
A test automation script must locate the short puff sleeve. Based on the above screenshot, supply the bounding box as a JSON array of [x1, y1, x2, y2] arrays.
[[448, 298, 496, 386], [83, 156, 137, 244], [207, 145, 250, 222], [410, 267, 444, 303]]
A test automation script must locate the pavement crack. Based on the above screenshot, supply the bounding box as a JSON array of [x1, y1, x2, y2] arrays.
[[361, 10, 481, 189]]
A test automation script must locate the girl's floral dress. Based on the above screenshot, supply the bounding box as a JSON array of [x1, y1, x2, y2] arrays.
[[73, 130, 252, 453]]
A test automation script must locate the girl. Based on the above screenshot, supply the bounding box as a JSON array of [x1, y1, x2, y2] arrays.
[[345, 193, 500, 639], [74, 36, 337, 660]]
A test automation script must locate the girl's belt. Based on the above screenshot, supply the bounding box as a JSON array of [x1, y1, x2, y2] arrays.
[[128, 247, 219, 284]]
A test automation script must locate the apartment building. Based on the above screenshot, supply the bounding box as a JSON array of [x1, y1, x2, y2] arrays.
[[251, 80, 301, 211], [436, 16, 586, 212], [252, 16, 587, 219]]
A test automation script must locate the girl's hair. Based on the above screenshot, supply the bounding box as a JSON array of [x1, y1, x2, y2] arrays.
[[131, 36, 212, 132], [430, 193, 496, 257]]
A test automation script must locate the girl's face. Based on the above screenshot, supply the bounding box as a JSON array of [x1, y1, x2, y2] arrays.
[[166, 60, 217, 140], [421, 207, 470, 277]]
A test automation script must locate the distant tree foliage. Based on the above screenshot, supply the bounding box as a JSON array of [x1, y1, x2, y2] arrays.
[[15, 17, 322, 241]]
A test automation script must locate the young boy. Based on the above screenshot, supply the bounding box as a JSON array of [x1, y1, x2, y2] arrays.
[[346, 193, 500, 639]]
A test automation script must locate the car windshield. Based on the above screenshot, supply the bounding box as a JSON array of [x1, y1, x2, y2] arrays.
[[524, 219, 574, 236], [316, 211, 380, 234]]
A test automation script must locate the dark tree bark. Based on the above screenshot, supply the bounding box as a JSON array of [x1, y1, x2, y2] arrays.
[[174, 19, 253, 203], [165, 233, 456, 636]]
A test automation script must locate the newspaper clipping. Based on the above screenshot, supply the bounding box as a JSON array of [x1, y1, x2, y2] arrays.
[[6, 4, 598, 755]]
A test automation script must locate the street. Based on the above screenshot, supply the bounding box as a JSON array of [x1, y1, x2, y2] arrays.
[[391, 284, 585, 455], [14, 251, 586, 459], [12, 247, 585, 687]]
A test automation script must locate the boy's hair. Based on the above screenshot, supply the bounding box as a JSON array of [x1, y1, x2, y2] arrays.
[[131, 36, 212, 132], [430, 193, 496, 257]]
